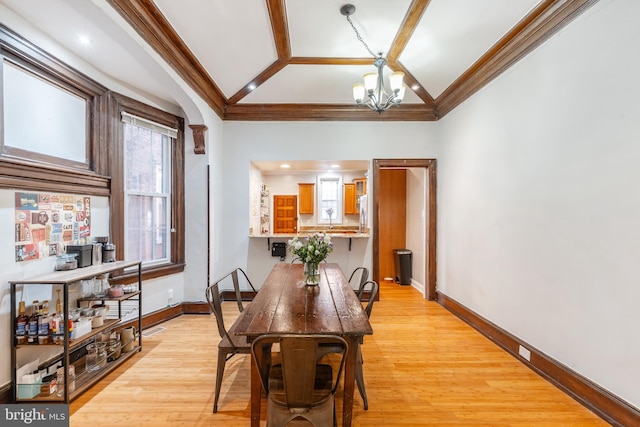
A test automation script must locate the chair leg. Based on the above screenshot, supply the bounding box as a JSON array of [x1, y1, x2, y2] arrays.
[[213, 351, 227, 413], [355, 346, 368, 410]]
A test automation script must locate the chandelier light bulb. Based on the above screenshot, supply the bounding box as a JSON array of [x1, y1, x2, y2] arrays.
[[389, 71, 405, 92], [363, 72, 378, 93], [352, 83, 365, 103]]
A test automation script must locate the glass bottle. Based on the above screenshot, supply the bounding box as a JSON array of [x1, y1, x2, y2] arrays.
[[56, 366, 65, 397], [15, 301, 28, 345], [38, 300, 50, 344], [52, 290, 63, 344], [27, 300, 40, 344], [56, 289, 62, 315]]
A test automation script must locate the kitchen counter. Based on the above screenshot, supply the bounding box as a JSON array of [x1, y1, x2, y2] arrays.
[[249, 230, 369, 251], [252, 232, 369, 238]]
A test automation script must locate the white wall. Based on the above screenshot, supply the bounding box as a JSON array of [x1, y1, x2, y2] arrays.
[[221, 121, 439, 287], [437, 0, 640, 409], [406, 168, 426, 293]]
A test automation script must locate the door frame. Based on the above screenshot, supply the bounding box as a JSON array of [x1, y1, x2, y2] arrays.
[[372, 159, 437, 300]]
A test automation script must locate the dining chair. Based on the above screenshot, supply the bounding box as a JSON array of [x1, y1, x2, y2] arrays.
[[348, 267, 369, 293], [316, 279, 378, 410], [205, 281, 252, 413], [252, 334, 348, 427], [227, 267, 257, 312], [354, 280, 378, 409]]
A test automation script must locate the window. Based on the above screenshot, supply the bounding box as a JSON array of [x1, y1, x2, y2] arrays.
[[111, 93, 185, 281], [0, 26, 109, 195], [318, 175, 342, 224], [123, 113, 175, 266]]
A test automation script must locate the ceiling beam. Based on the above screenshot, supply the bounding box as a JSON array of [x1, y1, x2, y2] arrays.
[[266, 0, 291, 60], [228, 60, 288, 105], [224, 103, 437, 121], [290, 57, 377, 66], [386, 0, 432, 63]]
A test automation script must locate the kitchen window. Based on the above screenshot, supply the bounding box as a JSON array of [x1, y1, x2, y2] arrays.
[[318, 175, 342, 225]]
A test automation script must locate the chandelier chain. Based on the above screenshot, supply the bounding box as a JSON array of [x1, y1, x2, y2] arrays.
[[345, 15, 378, 59]]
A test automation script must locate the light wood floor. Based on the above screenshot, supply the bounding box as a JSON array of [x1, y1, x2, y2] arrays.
[[70, 282, 608, 426]]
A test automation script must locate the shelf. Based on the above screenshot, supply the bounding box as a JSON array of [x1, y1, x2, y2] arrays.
[[14, 345, 141, 403], [9, 260, 140, 285], [77, 290, 140, 303], [70, 347, 140, 400], [15, 319, 122, 352]]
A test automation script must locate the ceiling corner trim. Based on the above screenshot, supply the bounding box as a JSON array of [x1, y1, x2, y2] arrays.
[[435, 0, 600, 118], [106, 0, 228, 118]]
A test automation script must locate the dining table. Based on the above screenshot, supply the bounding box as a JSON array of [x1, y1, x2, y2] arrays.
[[233, 262, 373, 427]]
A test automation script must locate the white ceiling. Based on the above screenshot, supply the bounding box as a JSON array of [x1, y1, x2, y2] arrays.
[[0, 0, 591, 121]]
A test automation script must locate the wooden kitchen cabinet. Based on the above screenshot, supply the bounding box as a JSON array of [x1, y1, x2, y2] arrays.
[[354, 177, 366, 213], [354, 177, 367, 196], [344, 183, 357, 215], [298, 183, 315, 214]]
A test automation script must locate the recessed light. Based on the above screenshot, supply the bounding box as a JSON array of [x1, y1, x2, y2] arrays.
[[248, 83, 256, 91], [331, 164, 340, 168], [78, 35, 91, 46], [280, 164, 290, 169], [411, 84, 419, 91]]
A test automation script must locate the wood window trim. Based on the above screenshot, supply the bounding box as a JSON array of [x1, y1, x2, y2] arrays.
[[109, 92, 185, 282], [0, 24, 110, 194]]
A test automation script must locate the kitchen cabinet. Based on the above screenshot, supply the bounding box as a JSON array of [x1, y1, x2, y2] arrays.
[[354, 177, 367, 196], [9, 260, 142, 403], [298, 183, 315, 214], [344, 183, 357, 215], [354, 177, 367, 213]]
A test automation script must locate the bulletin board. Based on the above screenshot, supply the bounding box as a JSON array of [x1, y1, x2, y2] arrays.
[[15, 192, 91, 262]]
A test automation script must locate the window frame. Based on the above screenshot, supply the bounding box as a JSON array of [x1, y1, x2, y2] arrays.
[[123, 118, 173, 268], [317, 174, 343, 225], [0, 24, 110, 195], [110, 92, 185, 283]]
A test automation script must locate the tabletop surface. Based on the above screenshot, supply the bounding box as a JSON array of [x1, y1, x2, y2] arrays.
[[234, 263, 373, 338]]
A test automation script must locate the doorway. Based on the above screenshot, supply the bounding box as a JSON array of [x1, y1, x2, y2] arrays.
[[372, 159, 437, 300]]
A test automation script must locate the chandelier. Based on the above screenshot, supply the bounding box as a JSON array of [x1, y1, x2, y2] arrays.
[[340, 4, 405, 113]]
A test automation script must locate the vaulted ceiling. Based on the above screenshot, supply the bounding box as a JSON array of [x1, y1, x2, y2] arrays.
[[1, 0, 597, 121]]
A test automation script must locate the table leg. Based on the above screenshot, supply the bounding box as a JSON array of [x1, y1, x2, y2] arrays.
[[342, 336, 359, 427], [250, 354, 261, 427]]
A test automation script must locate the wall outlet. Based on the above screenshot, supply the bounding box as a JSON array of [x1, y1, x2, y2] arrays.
[[518, 344, 531, 361]]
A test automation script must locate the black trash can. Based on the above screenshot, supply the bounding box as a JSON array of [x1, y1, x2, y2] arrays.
[[393, 249, 412, 285]]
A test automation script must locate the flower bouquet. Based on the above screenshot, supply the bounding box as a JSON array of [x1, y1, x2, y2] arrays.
[[288, 232, 333, 285]]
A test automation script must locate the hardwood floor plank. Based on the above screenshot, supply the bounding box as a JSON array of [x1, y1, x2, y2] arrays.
[[71, 281, 607, 426]]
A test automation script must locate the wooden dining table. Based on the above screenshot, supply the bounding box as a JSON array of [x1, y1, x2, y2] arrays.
[[234, 262, 373, 427]]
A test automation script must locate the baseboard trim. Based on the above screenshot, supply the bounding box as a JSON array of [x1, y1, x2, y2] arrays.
[[437, 292, 640, 427]]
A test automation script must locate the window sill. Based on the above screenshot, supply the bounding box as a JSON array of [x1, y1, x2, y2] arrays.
[[110, 262, 186, 284]]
